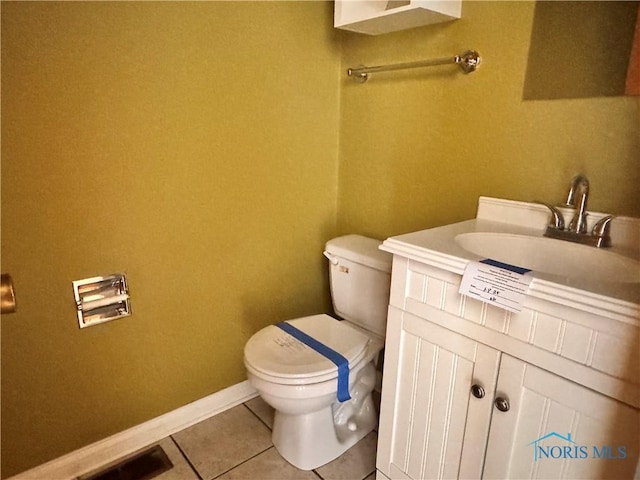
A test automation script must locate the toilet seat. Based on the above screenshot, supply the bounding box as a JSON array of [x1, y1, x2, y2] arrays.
[[244, 314, 371, 385]]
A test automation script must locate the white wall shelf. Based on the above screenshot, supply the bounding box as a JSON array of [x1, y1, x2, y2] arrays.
[[334, 0, 461, 35]]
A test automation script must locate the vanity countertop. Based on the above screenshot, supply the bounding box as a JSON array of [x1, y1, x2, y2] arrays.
[[381, 197, 640, 322]]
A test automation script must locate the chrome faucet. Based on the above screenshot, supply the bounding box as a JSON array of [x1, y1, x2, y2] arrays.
[[541, 174, 613, 248]]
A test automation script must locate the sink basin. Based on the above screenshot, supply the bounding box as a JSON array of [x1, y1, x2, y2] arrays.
[[455, 232, 640, 284]]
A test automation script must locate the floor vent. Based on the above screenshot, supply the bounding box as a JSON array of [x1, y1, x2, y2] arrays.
[[78, 445, 173, 480]]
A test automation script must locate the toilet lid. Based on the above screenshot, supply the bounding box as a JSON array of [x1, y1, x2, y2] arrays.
[[244, 314, 370, 380]]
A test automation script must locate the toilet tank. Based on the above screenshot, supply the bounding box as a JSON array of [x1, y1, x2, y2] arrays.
[[324, 235, 392, 337]]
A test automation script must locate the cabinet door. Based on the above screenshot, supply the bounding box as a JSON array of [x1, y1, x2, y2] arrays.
[[484, 355, 640, 479], [377, 307, 500, 479]]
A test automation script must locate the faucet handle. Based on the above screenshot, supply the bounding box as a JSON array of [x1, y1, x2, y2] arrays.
[[538, 202, 565, 230], [592, 215, 614, 247]]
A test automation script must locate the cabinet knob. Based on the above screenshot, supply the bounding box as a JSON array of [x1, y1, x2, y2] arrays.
[[494, 397, 510, 412], [470, 384, 485, 399]]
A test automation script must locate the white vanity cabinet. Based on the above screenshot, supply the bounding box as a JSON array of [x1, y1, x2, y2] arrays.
[[484, 355, 639, 480], [377, 306, 500, 479], [377, 239, 640, 480]]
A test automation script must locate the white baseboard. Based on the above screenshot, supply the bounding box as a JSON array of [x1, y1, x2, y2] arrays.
[[10, 380, 258, 480]]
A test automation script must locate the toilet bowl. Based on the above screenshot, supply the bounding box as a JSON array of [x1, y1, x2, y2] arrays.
[[245, 315, 384, 470], [243, 235, 392, 470]]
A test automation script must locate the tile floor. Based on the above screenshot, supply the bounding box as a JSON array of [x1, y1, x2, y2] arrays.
[[90, 396, 378, 480]]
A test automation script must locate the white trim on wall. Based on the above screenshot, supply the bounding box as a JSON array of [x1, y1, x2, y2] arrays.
[[9, 381, 258, 480]]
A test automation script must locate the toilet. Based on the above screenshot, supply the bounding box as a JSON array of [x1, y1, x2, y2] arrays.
[[243, 234, 392, 470]]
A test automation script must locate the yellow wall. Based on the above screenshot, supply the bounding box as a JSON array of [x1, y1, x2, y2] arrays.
[[1, 2, 340, 476], [2, 1, 639, 477], [338, 1, 640, 238]]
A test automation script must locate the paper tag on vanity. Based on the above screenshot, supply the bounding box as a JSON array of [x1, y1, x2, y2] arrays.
[[459, 259, 533, 313]]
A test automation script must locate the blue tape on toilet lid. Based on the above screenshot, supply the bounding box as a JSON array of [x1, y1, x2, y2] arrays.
[[275, 321, 352, 402], [243, 314, 370, 383]]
